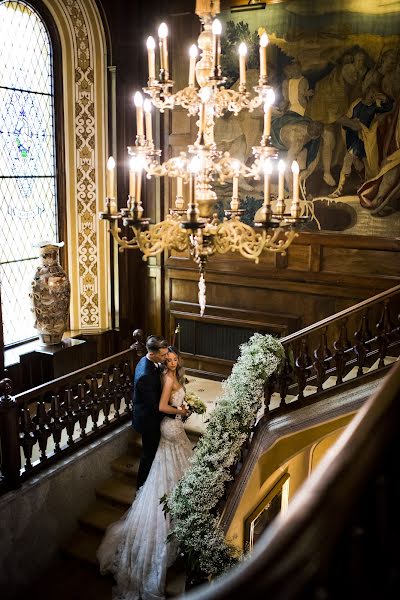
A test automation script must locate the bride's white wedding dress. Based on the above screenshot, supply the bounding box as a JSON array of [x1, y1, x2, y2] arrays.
[[97, 387, 193, 600]]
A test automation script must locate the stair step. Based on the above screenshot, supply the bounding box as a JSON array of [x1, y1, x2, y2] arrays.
[[62, 528, 102, 566], [96, 476, 136, 507], [342, 366, 361, 381], [166, 561, 187, 597], [323, 376, 337, 390], [369, 355, 398, 372], [111, 453, 140, 478], [303, 384, 318, 397], [79, 500, 126, 533]]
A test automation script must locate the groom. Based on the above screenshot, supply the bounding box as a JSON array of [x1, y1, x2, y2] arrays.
[[132, 335, 169, 488]]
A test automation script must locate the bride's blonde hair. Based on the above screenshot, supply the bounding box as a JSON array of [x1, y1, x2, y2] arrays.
[[166, 345, 185, 386]]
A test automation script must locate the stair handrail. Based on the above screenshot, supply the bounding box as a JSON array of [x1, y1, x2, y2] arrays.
[[281, 283, 400, 345], [188, 360, 400, 599], [13, 347, 135, 406]]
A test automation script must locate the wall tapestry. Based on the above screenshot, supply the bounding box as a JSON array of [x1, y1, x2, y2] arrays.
[[215, 0, 400, 238]]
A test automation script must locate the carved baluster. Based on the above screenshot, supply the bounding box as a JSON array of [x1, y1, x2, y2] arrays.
[[354, 310, 371, 376], [313, 328, 332, 392], [122, 362, 132, 414], [77, 383, 89, 437], [263, 375, 276, 414], [34, 399, 51, 461], [49, 393, 63, 454], [376, 301, 393, 368], [63, 389, 76, 445], [89, 377, 101, 430], [295, 338, 312, 401], [112, 367, 122, 417], [19, 401, 36, 471], [0, 378, 21, 488], [333, 319, 350, 385], [279, 346, 294, 405], [102, 373, 112, 424]]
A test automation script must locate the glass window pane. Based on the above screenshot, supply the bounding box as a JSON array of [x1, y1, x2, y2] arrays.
[[0, 0, 58, 347]]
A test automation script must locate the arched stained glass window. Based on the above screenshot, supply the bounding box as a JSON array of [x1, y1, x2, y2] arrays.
[[0, 0, 58, 346]]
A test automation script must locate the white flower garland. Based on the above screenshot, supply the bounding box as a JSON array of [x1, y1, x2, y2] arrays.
[[167, 333, 285, 577]]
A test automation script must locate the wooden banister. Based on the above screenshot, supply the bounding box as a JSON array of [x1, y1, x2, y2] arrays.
[[187, 361, 400, 599], [14, 347, 135, 406], [0, 330, 146, 492], [281, 283, 400, 345]]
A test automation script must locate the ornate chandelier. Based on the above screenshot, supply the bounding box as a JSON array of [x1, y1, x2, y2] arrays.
[[100, 0, 308, 315]]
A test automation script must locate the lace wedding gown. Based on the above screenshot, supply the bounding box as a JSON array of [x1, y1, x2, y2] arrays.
[[97, 387, 193, 600]]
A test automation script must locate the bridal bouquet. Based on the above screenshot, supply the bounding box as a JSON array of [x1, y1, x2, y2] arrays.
[[184, 391, 207, 415]]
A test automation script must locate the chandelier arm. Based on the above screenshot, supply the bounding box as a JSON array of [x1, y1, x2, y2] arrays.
[[132, 218, 189, 260], [108, 220, 140, 251]]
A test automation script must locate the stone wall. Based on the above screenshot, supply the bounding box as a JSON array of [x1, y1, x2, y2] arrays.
[[0, 423, 132, 598]]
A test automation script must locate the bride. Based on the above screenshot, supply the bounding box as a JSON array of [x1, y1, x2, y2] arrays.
[[97, 346, 193, 600]]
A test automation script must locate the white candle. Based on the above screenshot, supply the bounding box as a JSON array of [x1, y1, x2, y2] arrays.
[[259, 32, 269, 80], [233, 175, 239, 198], [146, 36, 156, 81], [129, 158, 136, 198], [238, 42, 247, 86], [134, 91, 144, 138], [199, 86, 211, 136], [177, 176, 183, 197], [158, 22, 169, 78], [106, 156, 115, 199], [143, 99, 153, 142], [278, 160, 285, 200], [263, 159, 272, 207], [263, 89, 275, 139], [212, 19, 222, 72], [136, 168, 142, 204], [291, 160, 300, 216], [189, 44, 198, 86]]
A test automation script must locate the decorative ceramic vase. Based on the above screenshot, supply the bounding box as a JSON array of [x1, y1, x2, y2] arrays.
[[30, 242, 71, 345]]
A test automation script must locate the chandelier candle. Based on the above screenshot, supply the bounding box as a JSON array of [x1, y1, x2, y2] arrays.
[[129, 157, 136, 198], [291, 160, 300, 218], [212, 18, 222, 78], [177, 176, 183, 201], [259, 32, 269, 84], [238, 42, 247, 87], [106, 156, 115, 200], [144, 99, 153, 143], [134, 92, 144, 138], [198, 86, 211, 142], [263, 89, 275, 141], [189, 44, 198, 86], [146, 36, 156, 81], [158, 22, 169, 81], [276, 159, 286, 215], [263, 159, 273, 211]]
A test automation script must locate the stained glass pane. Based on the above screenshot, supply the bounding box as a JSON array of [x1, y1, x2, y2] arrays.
[[0, 1, 58, 346]]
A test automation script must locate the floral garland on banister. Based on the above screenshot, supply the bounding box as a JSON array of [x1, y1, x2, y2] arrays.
[[166, 333, 285, 579]]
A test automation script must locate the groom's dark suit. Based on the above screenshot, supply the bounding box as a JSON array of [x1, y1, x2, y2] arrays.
[[132, 356, 162, 488]]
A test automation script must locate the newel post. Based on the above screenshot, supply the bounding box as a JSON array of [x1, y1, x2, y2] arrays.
[[131, 329, 146, 357], [0, 378, 21, 489]]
